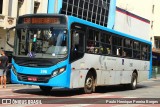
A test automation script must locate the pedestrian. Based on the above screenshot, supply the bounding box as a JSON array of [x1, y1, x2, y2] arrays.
[[0, 50, 8, 88]]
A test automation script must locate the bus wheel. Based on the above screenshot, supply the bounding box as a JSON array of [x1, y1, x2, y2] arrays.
[[39, 86, 52, 92], [84, 73, 95, 94], [129, 73, 137, 90]]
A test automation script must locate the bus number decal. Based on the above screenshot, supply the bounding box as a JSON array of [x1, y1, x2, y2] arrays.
[[41, 70, 47, 74]]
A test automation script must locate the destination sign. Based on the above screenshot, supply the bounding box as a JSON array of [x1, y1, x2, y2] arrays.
[[18, 16, 66, 25], [24, 18, 60, 24]]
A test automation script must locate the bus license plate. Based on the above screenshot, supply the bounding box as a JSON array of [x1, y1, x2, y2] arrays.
[[28, 77, 37, 81]]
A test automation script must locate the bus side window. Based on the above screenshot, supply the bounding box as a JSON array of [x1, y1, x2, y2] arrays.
[[133, 41, 140, 59], [100, 33, 111, 55], [71, 31, 84, 52], [123, 39, 132, 58], [141, 44, 147, 60], [112, 36, 122, 56], [70, 30, 85, 62], [87, 41, 95, 53], [86, 29, 100, 54], [71, 31, 79, 51]]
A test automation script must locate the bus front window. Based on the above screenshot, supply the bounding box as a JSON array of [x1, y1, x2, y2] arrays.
[[16, 28, 68, 58]]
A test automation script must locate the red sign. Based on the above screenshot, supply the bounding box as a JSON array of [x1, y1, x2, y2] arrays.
[[28, 77, 37, 81]]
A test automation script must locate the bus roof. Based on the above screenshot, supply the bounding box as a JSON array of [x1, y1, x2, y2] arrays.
[[68, 15, 152, 45]]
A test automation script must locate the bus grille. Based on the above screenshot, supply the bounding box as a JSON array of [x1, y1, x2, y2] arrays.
[[17, 73, 51, 83]]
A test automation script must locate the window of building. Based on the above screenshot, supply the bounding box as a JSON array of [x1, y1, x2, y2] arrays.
[[17, 0, 24, 17], [151, 21, 154, 29], [152, 5, 155, 14], [155, 38, 160, 49], [0, 0, 3, 14], [61, 0, 110, 27], [34, 1, 40, 14], [8, 0, 13, 16]]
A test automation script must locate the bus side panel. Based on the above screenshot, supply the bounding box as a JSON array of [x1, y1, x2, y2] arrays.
[[70, 69, 102, 88], [70, 53, 150, 88], [101, 70, 111, 85], [70, 54, 102, 88], [121, 58, 133, 84], [137, 61, 150, 82], [114, 58, 124, 84], [70, 69, 88, 88], [121, 60, 149, 83], [101, 57, 116, 85]]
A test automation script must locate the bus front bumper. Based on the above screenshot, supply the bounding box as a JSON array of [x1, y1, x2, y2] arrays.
[[11, 69, 70, 88]]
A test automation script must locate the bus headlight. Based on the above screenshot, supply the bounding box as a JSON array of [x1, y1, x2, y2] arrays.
[[52, 66, 66, 77], [11, 65, 17, 76]]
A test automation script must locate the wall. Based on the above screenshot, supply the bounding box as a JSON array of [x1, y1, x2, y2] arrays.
[[115, 0, 152, 41], [114, 7, 150, 41]]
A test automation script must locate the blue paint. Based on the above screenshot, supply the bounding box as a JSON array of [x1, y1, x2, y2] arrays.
[[58, 0, 63, 13], [149, 46, 153, 79], [48, 0, 63, 13], [48, 0, 55, 13], [11, 55, 71, 88], [107, 0, 116, 29]]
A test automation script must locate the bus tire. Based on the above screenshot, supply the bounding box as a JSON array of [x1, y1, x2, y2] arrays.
[[129, 73, 137, 90], [84, 73, 95, 94], [39, 86, 52, 92]]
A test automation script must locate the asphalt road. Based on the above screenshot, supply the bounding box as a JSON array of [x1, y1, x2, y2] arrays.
[[0, 77, 160, 107]]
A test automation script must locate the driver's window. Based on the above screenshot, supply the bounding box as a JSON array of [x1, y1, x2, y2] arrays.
[[71, 30, 84, 52]]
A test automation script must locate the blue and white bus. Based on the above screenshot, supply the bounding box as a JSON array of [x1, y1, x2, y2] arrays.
[[8, 14, 151, 93]]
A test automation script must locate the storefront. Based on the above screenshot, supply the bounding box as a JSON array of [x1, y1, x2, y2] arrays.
[[152, 51, 160, 78]]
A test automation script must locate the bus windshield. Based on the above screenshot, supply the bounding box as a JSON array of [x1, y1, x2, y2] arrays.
[[16, 28, 68, 58]]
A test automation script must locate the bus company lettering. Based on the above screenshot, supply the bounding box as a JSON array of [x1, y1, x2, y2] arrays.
[[107, 58, 116, 61]]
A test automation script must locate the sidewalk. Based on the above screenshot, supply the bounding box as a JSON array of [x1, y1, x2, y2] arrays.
[[150, 74, 160, 80]]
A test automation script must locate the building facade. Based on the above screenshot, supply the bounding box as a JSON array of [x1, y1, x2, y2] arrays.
[[0, 0, 48, 51], [48, 0, 117, 29], [150, 0, 160, 75], [115, 0, 160, 76], [114, 0, 152, 41]]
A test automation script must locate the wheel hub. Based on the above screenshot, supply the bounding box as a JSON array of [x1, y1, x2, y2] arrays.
[[133, 78, 137, 87], [86, 77, 92, 88]]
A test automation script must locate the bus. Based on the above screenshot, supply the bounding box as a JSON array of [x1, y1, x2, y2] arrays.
[[7, 14, 152, 94]]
